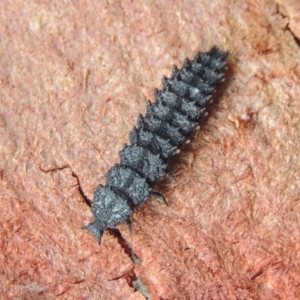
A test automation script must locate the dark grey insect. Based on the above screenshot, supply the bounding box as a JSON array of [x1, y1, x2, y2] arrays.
[[82, 47, 228, 243]]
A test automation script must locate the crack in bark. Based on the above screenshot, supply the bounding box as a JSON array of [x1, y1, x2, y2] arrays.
[[39, 164, 70, 173], [40, 165, 92, 207], [108, 228, 151, 299], [250, 269, 264, 280], [70, 171, 92, 207], [40, 165, 151, 298]]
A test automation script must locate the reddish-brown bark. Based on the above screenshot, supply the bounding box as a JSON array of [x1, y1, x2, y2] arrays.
[[1, 0, 300, 299]]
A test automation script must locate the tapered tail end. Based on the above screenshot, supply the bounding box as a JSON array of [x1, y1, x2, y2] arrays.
[[81, 222, 104, 245]]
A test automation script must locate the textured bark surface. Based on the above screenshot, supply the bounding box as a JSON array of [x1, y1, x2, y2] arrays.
[[1, 0, 300, 299]]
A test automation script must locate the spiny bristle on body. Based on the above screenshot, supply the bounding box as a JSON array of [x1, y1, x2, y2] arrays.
[[82, 46, 228, 244]]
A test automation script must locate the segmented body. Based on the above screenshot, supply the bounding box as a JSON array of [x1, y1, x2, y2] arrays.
[[83, 47, 228, 243]]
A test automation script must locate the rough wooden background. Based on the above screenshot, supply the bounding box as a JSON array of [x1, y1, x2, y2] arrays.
[[1, 0, 300, 299]]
